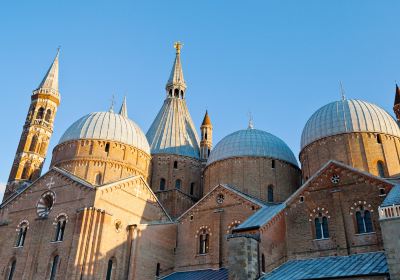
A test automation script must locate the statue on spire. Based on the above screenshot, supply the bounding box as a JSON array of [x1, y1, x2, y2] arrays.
[[174, 41, 183, 54]]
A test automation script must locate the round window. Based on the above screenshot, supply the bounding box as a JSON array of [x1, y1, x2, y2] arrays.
[[37, 191, 55, 218]]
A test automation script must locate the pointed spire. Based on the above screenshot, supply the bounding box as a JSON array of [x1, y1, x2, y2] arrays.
[[201, 110, 212, 126], [109, 95, 115, 113], [395, 84, 400, 106], [339, 81, 346, 101], [119, 96, 128, 118], [36, 48, 59, 92], [248, 112, 254, 129], [166, 41, 186, 93]]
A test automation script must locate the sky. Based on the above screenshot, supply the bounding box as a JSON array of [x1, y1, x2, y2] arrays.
[[0, 1, 400, 200]]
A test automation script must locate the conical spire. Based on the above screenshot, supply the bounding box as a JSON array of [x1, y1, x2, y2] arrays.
[[395, 84, 400, 106], [119, 96, 128, 118], [201, 110, 212, 126], [36, 49, 59, 92], [166, 42, 186, 94]]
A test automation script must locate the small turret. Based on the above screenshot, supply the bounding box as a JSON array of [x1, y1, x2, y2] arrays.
[[200, 110, 213, 161], [394, 84, 400, 121]]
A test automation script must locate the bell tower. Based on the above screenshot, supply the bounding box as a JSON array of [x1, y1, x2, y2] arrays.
[[5, 50, 60, 201], [200, 110, 213, 161], [394, 84, 400, 122]]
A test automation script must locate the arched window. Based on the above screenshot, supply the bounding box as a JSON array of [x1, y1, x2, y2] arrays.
[[156, 263, 161, 277], [205, 132, 208, 140], [37, 107, 45, 120], [261, 253, 266, 273], [377, 161, 385, 177], [377, 134, 382, 144], [106, 259, 114, 280], [175, 179, 181, 190], [29, 135, 38, 152], [174, 89, 179, 98], [16, 223, 28, 247], [190, 183, 195, 196], [271, 160, 275, 169], [49, 255, 59, 280], [159, 178, 166, 190], [45, 109, 52, 122], [173, 161, 178, 169], [7, 259, 16, 280], [54, 216, 66, 242], [356, 207, 373, 233], [314, 214, 329, 239], [267, 185, 274, 202], [168, 89, 172, 97], [180, 90, 184, 98], [105, 143, 110, 153], [199, 229, 209, 254], [95, 173, 102, 185], [21, 164, 31, 180]]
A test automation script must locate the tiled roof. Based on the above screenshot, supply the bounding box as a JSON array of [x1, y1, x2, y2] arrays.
[[301, 99, 400, 149], [234, 203, 286, 231], [161, 268, 228, 280], [261, 252, 388, 280], [381, 185, 400, 207]]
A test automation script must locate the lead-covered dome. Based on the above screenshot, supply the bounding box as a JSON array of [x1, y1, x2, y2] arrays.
[[59, 111, 150, 154], [207, 128, 298, 166], [301, 99, 400, 149]]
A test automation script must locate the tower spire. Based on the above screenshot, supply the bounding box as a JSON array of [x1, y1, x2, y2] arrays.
[[166, 41, 186, 98], [393, 84, 400, 121], [35, 48, 59, 94], [119, 96, 128, 118], [200, 110, 213, 161]]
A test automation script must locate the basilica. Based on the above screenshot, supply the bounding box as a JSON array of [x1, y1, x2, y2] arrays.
[[0, 44, 399, 280]]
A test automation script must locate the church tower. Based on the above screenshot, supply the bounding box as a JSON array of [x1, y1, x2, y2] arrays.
[[393, 84, 400, 122], [200, 110, 213, 161], [5, 50, 60, 201]]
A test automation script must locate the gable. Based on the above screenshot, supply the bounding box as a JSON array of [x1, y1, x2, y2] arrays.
[[177, 184, 264, 222]]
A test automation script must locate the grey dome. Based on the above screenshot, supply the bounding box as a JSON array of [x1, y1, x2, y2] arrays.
[[59, 111, 150, 154], [301, 99, 400, 149], [207, 128, 298, 166]]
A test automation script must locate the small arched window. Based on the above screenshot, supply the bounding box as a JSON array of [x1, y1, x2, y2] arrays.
[[54, 216, 66, 242], [261, 253, 266, 273], [7, 259, 16, 280], [105, 143, 110, 153], [156, 263, 161, 277], [174, 89, 179, 98], [190, 183, 195, 196], [199, 229, 209, 254], [377, 134, 382, 144], [160, 178, 166, 190], [205, 132, 208, 140], [173, 161, 178, 169], [95, 173, 102, 185], [180, 90, 184, 98], [271, 160, 275, 169], [168, 89, 172, 97], [45, 109, 52, 122], [314, 214, 329, 239], [16, 223, 28, 247], [356, 207, 373, 234], [267, 185, 274, 202], [106, 258, 114, 280], [37, 107, 45, 120], [49, 255, 59, 280], [377, 161, 385, 177], [175, 179, 182, 190], [29, 135, 38, 152], [21, 164, 30, 180]]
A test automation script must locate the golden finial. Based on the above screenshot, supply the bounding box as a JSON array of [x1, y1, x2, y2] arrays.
[[174, 41, 183, 54]]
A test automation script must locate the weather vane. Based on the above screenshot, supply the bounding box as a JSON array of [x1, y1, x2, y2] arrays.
[[174, 41, 183, 54]]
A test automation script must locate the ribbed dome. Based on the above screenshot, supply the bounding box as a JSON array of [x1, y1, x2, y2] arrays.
[[59, 111, 150, 154], [301, 99, 400, 149], [207, 128, 298, 166]]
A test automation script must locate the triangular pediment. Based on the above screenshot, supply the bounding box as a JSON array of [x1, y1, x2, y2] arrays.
[[177, 184, 265, 222]]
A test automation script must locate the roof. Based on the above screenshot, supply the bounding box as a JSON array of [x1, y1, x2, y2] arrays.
[[234, 203, 286, 231], [207, 128, 298, 167], [166, 43, 186, 89], [301, 99, 400, 149], [161, 268, 228, 280], [202, 110, 212, 126], [58, 111, 150, 154], [261, 252, 388, 280], [34, 50, 59, 94], [146, 97, 200, 159], [381, 184, 400, 207]]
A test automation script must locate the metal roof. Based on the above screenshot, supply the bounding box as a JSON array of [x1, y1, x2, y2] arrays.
[[381, 185, 400, 207], [161, 268, 228, 280], [301, 99, 400, 149], [261, 252, 388, 280], [59, 111, 150, 154], [207, 128, 298, 167], [36, 50, 59, 92], [146, 98, 200, 159], [235, 203, 286, 231]]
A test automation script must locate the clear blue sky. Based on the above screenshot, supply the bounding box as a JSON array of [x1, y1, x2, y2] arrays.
[[1, 1, 399, 198]]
